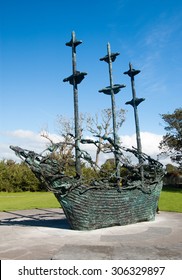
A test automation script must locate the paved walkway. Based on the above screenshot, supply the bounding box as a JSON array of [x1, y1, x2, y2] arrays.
[[0, 209, 182, 260]]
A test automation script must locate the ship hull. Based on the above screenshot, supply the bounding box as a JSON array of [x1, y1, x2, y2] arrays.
[[9, 145, 164, 231], [54, 181, 162, 230]]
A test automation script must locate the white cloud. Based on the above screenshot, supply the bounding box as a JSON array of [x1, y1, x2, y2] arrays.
[[6, 130, 38, 139], [121, 132, 162, 156], [0, 129, 170, 166], [120, 132, 172, 166], [0, 130, 62, 161]]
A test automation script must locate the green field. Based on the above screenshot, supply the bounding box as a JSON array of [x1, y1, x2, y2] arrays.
[[158, 187, 182, 212], [0, 192, 60, 211], [0, 189, 181, 212]]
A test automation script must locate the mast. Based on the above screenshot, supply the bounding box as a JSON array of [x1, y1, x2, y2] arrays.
[[63, 31, 87, 178], [99, 43, 125, 185], [124, 62, 145, 182]]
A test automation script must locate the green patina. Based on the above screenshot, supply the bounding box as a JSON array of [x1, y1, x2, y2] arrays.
[[10, 31, 164, 230]]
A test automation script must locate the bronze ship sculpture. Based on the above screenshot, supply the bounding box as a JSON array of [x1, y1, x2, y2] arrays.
[[10, 32, 164, 230]]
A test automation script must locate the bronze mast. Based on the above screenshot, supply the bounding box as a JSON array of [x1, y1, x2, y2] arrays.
[[99, 43, 125, 186], [63, 31, 87, 178]]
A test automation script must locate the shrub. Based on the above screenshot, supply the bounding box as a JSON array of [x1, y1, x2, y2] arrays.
[[0, 160, 45, 192]]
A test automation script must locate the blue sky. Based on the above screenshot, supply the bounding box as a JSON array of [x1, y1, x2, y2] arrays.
[[0, 0, 182, 162]]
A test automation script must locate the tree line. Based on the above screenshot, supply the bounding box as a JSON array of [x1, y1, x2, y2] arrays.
[[0, 158, 128, 192], [0, 158, 181, 192], [0, 160, 43, 192]]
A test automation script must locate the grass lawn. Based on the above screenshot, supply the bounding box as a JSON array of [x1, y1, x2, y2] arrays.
[[0, 192, 60, 211], [0, 188, 182, 212], [158, 187, 182, 213]]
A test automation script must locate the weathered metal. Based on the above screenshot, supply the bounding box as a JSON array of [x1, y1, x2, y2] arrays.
[[99, 43, 125, 186], [10, 144, 163, 230], [99, 84, 125, 95], [124, 62, 145, 182], [10, 33, 164, 231], [63, 31, 87, 178]]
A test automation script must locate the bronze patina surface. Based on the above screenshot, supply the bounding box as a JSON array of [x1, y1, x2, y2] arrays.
[[10, 32, 164, 230]]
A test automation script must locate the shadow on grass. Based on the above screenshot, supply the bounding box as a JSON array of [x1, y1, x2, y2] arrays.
[[0, 208, 71, 230]]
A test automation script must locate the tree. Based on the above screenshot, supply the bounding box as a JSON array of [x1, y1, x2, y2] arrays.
[[41, 130, 76, 176], [159, 108, 182, 168], [86, 108, 125, 165], [55, 108, 125, 167], [0, 160, 42, 192]]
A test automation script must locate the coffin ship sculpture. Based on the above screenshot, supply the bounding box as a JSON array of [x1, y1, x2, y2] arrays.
[[10, 32, 164, 230]]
